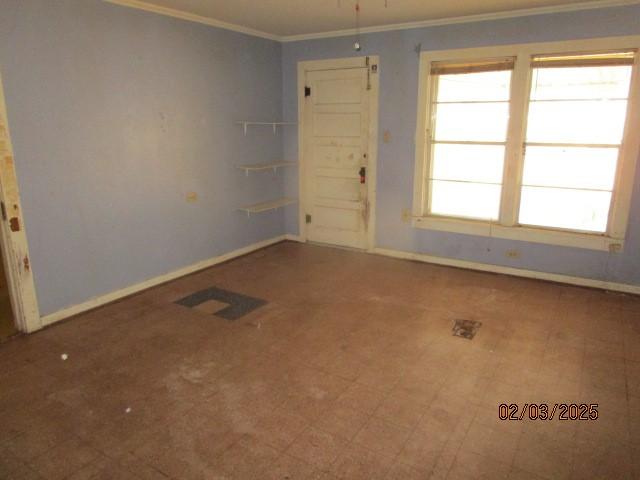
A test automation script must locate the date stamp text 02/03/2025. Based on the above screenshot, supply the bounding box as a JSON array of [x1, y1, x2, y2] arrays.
[[499, 403, 599, 421]]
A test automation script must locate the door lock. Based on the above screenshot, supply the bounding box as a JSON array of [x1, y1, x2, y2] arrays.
[[359, 167, 366, 184]]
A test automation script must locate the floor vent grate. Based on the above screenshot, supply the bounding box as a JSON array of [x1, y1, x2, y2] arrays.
[[452, 319, 482, 340]]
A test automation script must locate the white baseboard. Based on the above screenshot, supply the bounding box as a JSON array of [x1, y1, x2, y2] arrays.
[[39, 235, 638, 329], [40, 235, 289, 328], [373, 247, 640, 295], [283, 235, 639, 294], [284, 233, 304, 242]]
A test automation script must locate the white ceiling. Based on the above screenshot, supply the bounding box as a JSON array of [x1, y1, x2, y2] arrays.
[[108, 0, 638, 40]]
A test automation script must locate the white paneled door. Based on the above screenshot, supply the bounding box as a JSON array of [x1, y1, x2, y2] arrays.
[[302, 62, 376, 250]]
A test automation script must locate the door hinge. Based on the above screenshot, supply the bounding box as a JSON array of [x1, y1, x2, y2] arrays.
[[0, 202, 6, 221], [304, 86, 311, 97], [305, 214, 312, 224], [365, 56, 371, 90]]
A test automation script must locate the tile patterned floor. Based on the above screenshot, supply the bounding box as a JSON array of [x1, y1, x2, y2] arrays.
[[1, 241, 639, 479]]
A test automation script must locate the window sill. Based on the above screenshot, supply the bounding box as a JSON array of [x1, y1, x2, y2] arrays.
[[412, 216, 624, 252]]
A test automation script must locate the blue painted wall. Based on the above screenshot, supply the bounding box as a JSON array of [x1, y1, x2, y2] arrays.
[[0, 0, 286, 315], [282, 4, 640, 286], [1, 2, 639, 318]]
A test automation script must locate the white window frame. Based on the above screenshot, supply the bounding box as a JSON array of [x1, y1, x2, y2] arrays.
[[413, 36, 640, 251]]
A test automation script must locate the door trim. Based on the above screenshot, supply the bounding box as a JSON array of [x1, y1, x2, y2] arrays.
[[0, 72, 41, 333], [297, 55, 379, 251]]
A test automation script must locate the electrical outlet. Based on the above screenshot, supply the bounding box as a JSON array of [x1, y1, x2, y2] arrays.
[[383, 130, 392, 143], [401, 208, 411, 223], [505, 249, 520, 259], [186, 192, 198, 203]]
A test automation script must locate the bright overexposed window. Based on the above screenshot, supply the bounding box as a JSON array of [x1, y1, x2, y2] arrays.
[[428, 59, 514, 220], [519, 51, 635, 233], [414, 40, 640, 250]]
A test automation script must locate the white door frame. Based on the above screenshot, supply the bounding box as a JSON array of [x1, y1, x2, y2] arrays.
[[297, 56, 379, 251], [0, 72, 41, 333]]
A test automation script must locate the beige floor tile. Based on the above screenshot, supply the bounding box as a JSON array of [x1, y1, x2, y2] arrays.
[[513, 425, 575, 480], [396, 428, 445, 475], [460, 417, 522, 465], [445, 451, 511, 480], [285, 427, 348, 470], [334, 383, 388, 414], [262, 453, 317, 480], [312, 402, 369, 441], [571, 433, 633, 480], [329, 443, 394, 480], [215, 435, 280, 479], [0, 242, 636, 480], [30, 438, 101, 480], [384, 461, 426, 480], [353, 417, 412, 457], [507, 467, 547, 480], [372, 391, 430, 429]]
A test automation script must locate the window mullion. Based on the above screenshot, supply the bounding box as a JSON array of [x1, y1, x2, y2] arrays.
[[608, 53, 640, 239], [425, 74, 439, 215], [413, 56, 432, 218], [499, 53, 530, 227]]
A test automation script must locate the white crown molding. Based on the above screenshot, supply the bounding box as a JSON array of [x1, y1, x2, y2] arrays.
[[104, 0, 640, 43], [281, 0, 640, 42], [103, 0, 280, 41]]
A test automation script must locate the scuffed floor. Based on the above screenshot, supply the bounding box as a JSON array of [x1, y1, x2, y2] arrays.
[[1, 241, 639, 479]]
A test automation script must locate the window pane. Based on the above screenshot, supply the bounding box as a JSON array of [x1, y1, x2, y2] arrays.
[[430, 180, 501, 220], [522, 146, 618, 190], [519, 186, 611, 232], [432, 144, 505, 183], [437, 70, 512, 102], [526, 99, 628, 144], [530, 66, 632, 100], [519, 59, 632, 233], [434, 103, 509, 142]]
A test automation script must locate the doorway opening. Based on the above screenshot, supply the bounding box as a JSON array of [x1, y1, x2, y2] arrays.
[[0, 72, 41, 335]]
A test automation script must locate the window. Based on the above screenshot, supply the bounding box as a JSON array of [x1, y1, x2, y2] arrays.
[[414, 38, 640, 250], [428, 59, 513, 221], [520, 52, 634, 233]]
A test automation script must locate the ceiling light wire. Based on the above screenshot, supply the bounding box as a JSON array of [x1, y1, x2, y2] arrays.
[[354, 2, 361, 51]]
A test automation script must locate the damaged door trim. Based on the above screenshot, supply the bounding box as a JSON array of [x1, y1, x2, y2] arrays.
[[0, 72, 41, 333]]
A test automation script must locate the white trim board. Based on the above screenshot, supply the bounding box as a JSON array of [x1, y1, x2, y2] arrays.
[[38, 234, 639, 330], [104, 0, 280, 41], [40, 235, 289, 328], [284, 233, 304, 242], [283, 0, 640, 41], [284, 235, 639, 294], [103, 0, 640, 43], [373, 247, 640, 295]]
